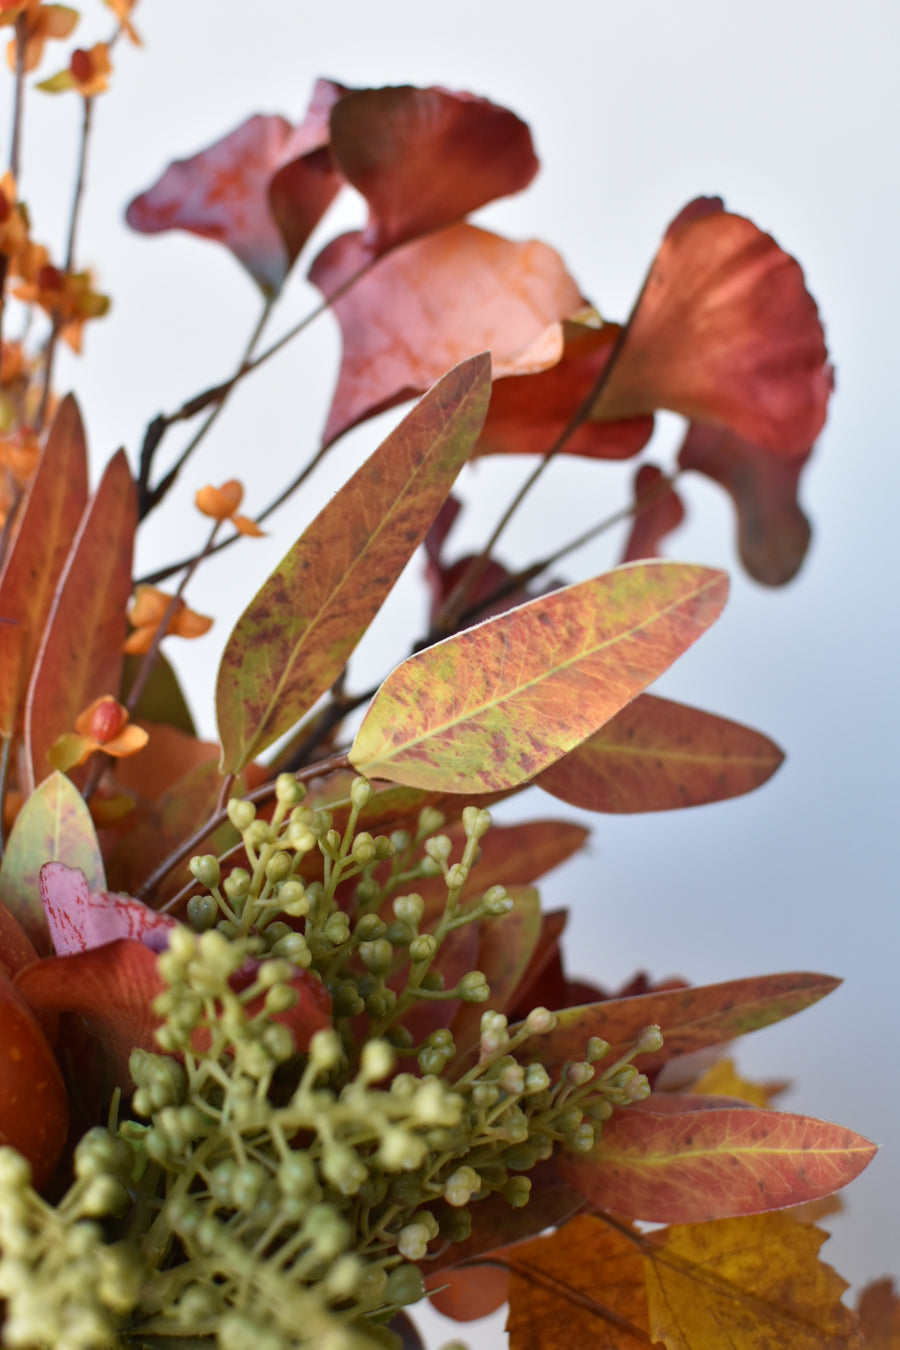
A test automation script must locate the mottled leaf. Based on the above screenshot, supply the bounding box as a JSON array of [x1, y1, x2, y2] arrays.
[[350, 562, 728, 792], [310, 224, 582, 445], [0, 772, 104, 954], [0, 972, 68, 1189], [557, 1104, 875, 1222], [24, 450, 136, 791], [620, 463, 686, 564], [679, 420, 813, 585], [329, 85, 538, 255], [216, 355, 492, 773], [0, 395, 88, 737], [536, 692, 784, 813], [39, 862, 176, 955], [593, 200, 833, 453]]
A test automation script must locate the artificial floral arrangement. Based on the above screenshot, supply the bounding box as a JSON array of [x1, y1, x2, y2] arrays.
[[0, 5, 896, 1349]]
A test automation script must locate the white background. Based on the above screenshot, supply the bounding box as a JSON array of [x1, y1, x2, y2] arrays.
[[12, 2, 899, 1343]]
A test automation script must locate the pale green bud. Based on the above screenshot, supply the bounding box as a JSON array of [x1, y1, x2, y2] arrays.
[[275, 773, 306, 807], [587, 1036, 610, 1062], [445, 862, 468, 889], [409, 933, 437, 964], [309, 1028, 342, 1071], [385, 1262, 426, 1308], [458, 971, 489, 1002], [351, 831, 376, 864], [355, 913, 386, 942], [393, 893, 424, 926], [482, 885, 513, 916], [524, 1006, 557, 1036], [324, 911, 351, 946], [462, 805, 492, 839], [277, 879, 309, 915], [224, 867, 252, 899], [189, 854, 220, 888], [424, 834, 451, 865], [360, 1039, 394, 1082], [265, 851, 293, 882], [227, 799, 256, 831], [359, 938, 393, 975]]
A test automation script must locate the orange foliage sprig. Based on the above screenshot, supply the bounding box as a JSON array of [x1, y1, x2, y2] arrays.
[[0, 28, 894, 1350]]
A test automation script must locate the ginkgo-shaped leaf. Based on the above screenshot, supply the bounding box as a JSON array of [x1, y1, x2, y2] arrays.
[[310, 224, 583, 445], [0, 395, 88, 738], [536, 692, 784, 813], [620, 464, 686, 565], [329, 84, 538, 254], [592, 198, 833, 454], [678, 420, 813, 585], [216, 355, 492, 774], [556, 1101, 876, 1222], [349, 562, 728, 792]]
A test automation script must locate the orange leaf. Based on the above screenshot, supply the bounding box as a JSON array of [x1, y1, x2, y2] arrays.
[[536, 692, 784, 813], [0, 972, 69, 1189], [0, 395, 88, 737], [329, 85, 538, 255], [310, 224, 583, 445], [24, 450, 136, 791], [216, 355, 492, 774], [350, 563, 728, 792], [556, 1103, 876, 1222], [678, 420, 813, 585], [643, 1212, 861, 1349], [476, 317, 654, 461], [593, 198, 833, 453], [529, 971, 841, 1078]]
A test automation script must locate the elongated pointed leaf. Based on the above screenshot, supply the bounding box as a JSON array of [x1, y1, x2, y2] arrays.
[[536, 692, 784, 813], [350, 562, 728, 792], [0, 396, 88, 736], [528, 971, 841, 1076], [24, 450, 136, 790], [556, 1105, 876, 1222], [216, 355, 492, 773], [0, 773, 104, 954]]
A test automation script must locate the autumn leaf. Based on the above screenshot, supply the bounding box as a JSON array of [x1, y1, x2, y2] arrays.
[[556, 1101, 876, 1222], [23, 449, 136, 791], [310, 224, 583, 445], [349, 562, 728, 792], [620, 464, 686, 564], [529, 971, 841, 1078], [0, 395, 88, 738], [38, 862, 176, 955], [535, 692, 784, 813], [592, 198, 833, 453], [329, 84, 538, 255], [678, 420, 813, 585], [857, 1278, 900, 1349], [216, 354, 492, 774], [0, 772, 104, 954], [0, 972, 69, 1190], [643, 1212, 862, 1349]]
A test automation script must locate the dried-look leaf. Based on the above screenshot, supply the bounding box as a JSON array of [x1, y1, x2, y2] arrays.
[[350, 563, 728, 792], [329, 85, 538, 254], [678, 420, 813, 585], [557, 1103, 876, 1222], [0, 395, 88, 737], [593, 199, 833, 453], [536, 693, 784, 813], [310, 224, 583, 445], [857, 1278, 900, 1349], [216, 354, 492, 773], [0, 772, 104, 954]]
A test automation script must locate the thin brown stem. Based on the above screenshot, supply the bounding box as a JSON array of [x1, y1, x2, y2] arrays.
[[8, 15, 26, 179], [0, 735, 13, 856]]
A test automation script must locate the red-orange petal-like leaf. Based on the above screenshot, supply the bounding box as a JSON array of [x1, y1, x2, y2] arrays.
[[530, 971, 841, 1079], [536, 692, 784, 813], [593, 200, 832, 453], [0, 395, 88, 738], [678, 420, 813, 586], [24, 450, 136, 791], [0, 972, 68, 1189], [476, 318, 655, 460], [556, 1104, 876, 1222], [310, 225, 583, 446], [216, 355, 492, 773], [620, 464, 686, 564], [349, 563, 727, 793], [329, 85, 538, 256]]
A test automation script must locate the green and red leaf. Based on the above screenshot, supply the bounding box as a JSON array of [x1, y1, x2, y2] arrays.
[[350, 562, 728, 792], [216, 354, 492, 773]]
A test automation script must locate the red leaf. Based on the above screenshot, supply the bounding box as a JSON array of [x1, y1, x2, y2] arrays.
[[24, 449, 136, 791], [329, 85, 538, 255], [0, 395, 88, 737], [620, 464, 685, 564], [678, 420, 813, 585], [310, 224, 583, 446], [556, 1104, 876, 1222], [536, 692, 784, 813], [0, 972, 68, 1189], [593, 200, 833, 453], [476, 317, 654, 460], [39, 862, 176, 955], [0, 897, 39, 977]]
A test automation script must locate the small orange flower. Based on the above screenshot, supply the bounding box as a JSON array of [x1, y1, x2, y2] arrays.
[[0, 427, 39, 526], [5, 4, 78, 74], [0, 172, 28, 263], [37, 39, 111, 95], [195, 479, 265, 537], [12, 256, 110, 353], [124, 585, 214, 655], [102, 0, 141, 46], [48, 696, 149, 772]]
